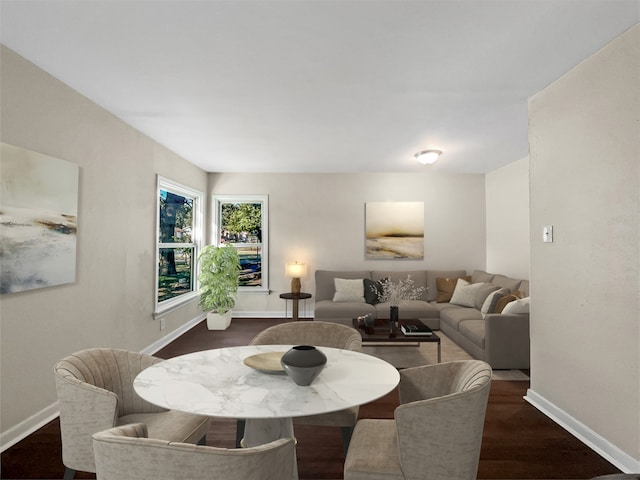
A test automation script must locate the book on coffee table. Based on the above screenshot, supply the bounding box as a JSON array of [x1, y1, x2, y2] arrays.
[[401, 324, 433, 336]]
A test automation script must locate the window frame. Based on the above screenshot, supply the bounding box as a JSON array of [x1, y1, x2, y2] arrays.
[[155, 176, 204, 315], [212, 194, 269, 294]]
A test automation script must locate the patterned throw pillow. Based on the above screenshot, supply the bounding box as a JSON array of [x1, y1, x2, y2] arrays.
[[363, 278, 384, 305], [333, 278, 365, 303]]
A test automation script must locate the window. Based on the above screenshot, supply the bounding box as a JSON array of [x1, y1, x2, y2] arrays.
[[156, 177, 203, 314], [213, 195, 269, 293]]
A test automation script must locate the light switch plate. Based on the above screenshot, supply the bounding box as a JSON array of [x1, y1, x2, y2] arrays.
[[543, 225, 553, 243]]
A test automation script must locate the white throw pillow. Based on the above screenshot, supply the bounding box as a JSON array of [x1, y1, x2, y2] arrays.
[[449, 279, 484, 308], [501, 296, 530, 314], [333, 278, 365, 303]]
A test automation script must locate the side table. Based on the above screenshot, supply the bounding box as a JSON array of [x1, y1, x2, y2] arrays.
[[279, 292, 312, 321]]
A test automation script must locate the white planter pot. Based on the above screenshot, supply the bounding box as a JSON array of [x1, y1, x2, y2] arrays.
[[206, 310, 232, 330]]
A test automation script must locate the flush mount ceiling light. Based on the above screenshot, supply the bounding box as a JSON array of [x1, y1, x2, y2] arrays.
[[415, 150, 442, 165]]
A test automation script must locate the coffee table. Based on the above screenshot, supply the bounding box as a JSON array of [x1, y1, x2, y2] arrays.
[[352, 318, 441, 363]]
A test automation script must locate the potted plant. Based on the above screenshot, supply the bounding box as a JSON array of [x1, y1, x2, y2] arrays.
[[198, 243, 241, 330]]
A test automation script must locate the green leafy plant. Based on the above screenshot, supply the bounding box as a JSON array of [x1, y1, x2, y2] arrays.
[[198, 244, 241, 313]]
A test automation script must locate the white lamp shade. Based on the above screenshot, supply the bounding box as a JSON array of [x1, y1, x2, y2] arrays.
[[286, 262, 307, 278]]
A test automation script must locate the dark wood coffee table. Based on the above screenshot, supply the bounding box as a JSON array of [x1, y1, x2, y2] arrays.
[[352, 318, 441, 363]]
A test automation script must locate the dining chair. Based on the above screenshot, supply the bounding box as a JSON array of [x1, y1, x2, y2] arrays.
[[344, 359, 492, 480], [237, 321, 362, 454], [93, 422, 295, 480], [55, 348, 211, 479]]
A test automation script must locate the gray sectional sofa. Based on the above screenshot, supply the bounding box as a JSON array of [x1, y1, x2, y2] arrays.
[[314, 269, 530, 369]]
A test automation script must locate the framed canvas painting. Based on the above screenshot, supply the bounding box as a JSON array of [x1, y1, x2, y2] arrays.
[[365, 202, 424, 259], [0, 143, 79, 294]]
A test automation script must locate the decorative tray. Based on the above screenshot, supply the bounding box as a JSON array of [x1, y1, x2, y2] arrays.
[[243, 351, 285, 373]]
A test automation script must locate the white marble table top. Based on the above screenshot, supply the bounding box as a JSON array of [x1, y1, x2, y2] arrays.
[[134, 345, 400, 419]]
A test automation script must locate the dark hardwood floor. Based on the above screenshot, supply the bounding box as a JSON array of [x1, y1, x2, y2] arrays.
[[1, 318, 621, 479]]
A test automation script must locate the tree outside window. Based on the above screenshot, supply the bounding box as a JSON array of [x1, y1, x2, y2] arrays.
[[156, 177, 203, 312], [213, 195, 268, 293]]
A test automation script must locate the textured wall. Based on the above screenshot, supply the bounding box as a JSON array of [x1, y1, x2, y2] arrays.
[[486, 157, 530, 279], [0, 46, 207, 440], [528, 25, 639, 464], [209, 172, 488, 315]]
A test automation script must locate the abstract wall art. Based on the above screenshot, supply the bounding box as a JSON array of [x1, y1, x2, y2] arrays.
[[0, 143, 79, 294], [365, 201, 424, 259]]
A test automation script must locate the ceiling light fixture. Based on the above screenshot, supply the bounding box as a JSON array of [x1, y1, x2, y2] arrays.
[[415, 150, 442, 165]]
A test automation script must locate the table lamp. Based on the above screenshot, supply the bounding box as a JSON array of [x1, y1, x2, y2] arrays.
[[286, 262, 307, 295]]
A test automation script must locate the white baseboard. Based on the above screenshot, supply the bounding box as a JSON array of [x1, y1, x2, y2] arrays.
[[1, 312, 207, 453], [525, 388, 640, 473], [142, 312, 206, 355], [1, 402, 60, 453], [232, 310, 314, 319]]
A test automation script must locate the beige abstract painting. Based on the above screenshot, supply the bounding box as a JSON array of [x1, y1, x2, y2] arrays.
[[365, 202, 424, 259], [0, 143, 79, 294]]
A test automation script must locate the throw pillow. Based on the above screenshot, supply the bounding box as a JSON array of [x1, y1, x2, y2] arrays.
[[481, 288, 510, 316], [363, 278, 384, 305], [495, 291, 523, 313], [333, 278, 365, 303], [449, 279, 486, 308], [474, 283, 501, 309], [436, 275, 472, 303], [501, 296, 530, 314]]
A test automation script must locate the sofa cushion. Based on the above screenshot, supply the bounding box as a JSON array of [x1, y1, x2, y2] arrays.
[[471, 270, 495, 283], [439, 306, 483, 331], [458, 320, 485, 349], [491, 274, 522, 292], [435, 275, 472, 302], [501, 296, 530, 314], [426, 270, 467, 302], [374, 300, 439, 319], [333, 278, 365, 302], [519, 280, 530, 297], [473, 283, 501, 309], [371, 271, 429, 301], [315, 270, 371, 302], [313, 300, 376, 319], [481, 288, 510, 316]]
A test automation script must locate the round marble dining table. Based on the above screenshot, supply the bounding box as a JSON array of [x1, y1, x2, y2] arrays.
[[133, 345, 400, 480]]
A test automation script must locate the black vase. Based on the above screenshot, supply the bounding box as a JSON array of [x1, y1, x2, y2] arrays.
[[281, 345, 327, 386], [390, 306, 399, 332]]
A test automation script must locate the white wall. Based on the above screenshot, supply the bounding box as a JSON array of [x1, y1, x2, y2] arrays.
[[209, 172, 487, 315], [0, 46, 208, 446], [485, 157, 530, 279], [528, 25, 639, 470]]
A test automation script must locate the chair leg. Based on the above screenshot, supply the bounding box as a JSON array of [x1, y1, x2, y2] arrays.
[[63, 467, 76, 480], [341, 426, 354, 456], [236, 419, 246, 448]]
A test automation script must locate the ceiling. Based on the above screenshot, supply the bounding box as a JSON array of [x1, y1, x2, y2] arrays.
[[1, 1, 638, 174]]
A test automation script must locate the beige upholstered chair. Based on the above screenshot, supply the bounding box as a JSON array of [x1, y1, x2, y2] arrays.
[[55, 348, 211, 480], [237, 321, 362, 453], [344, 360, 492, 480], [93, 423, 295, 480]]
